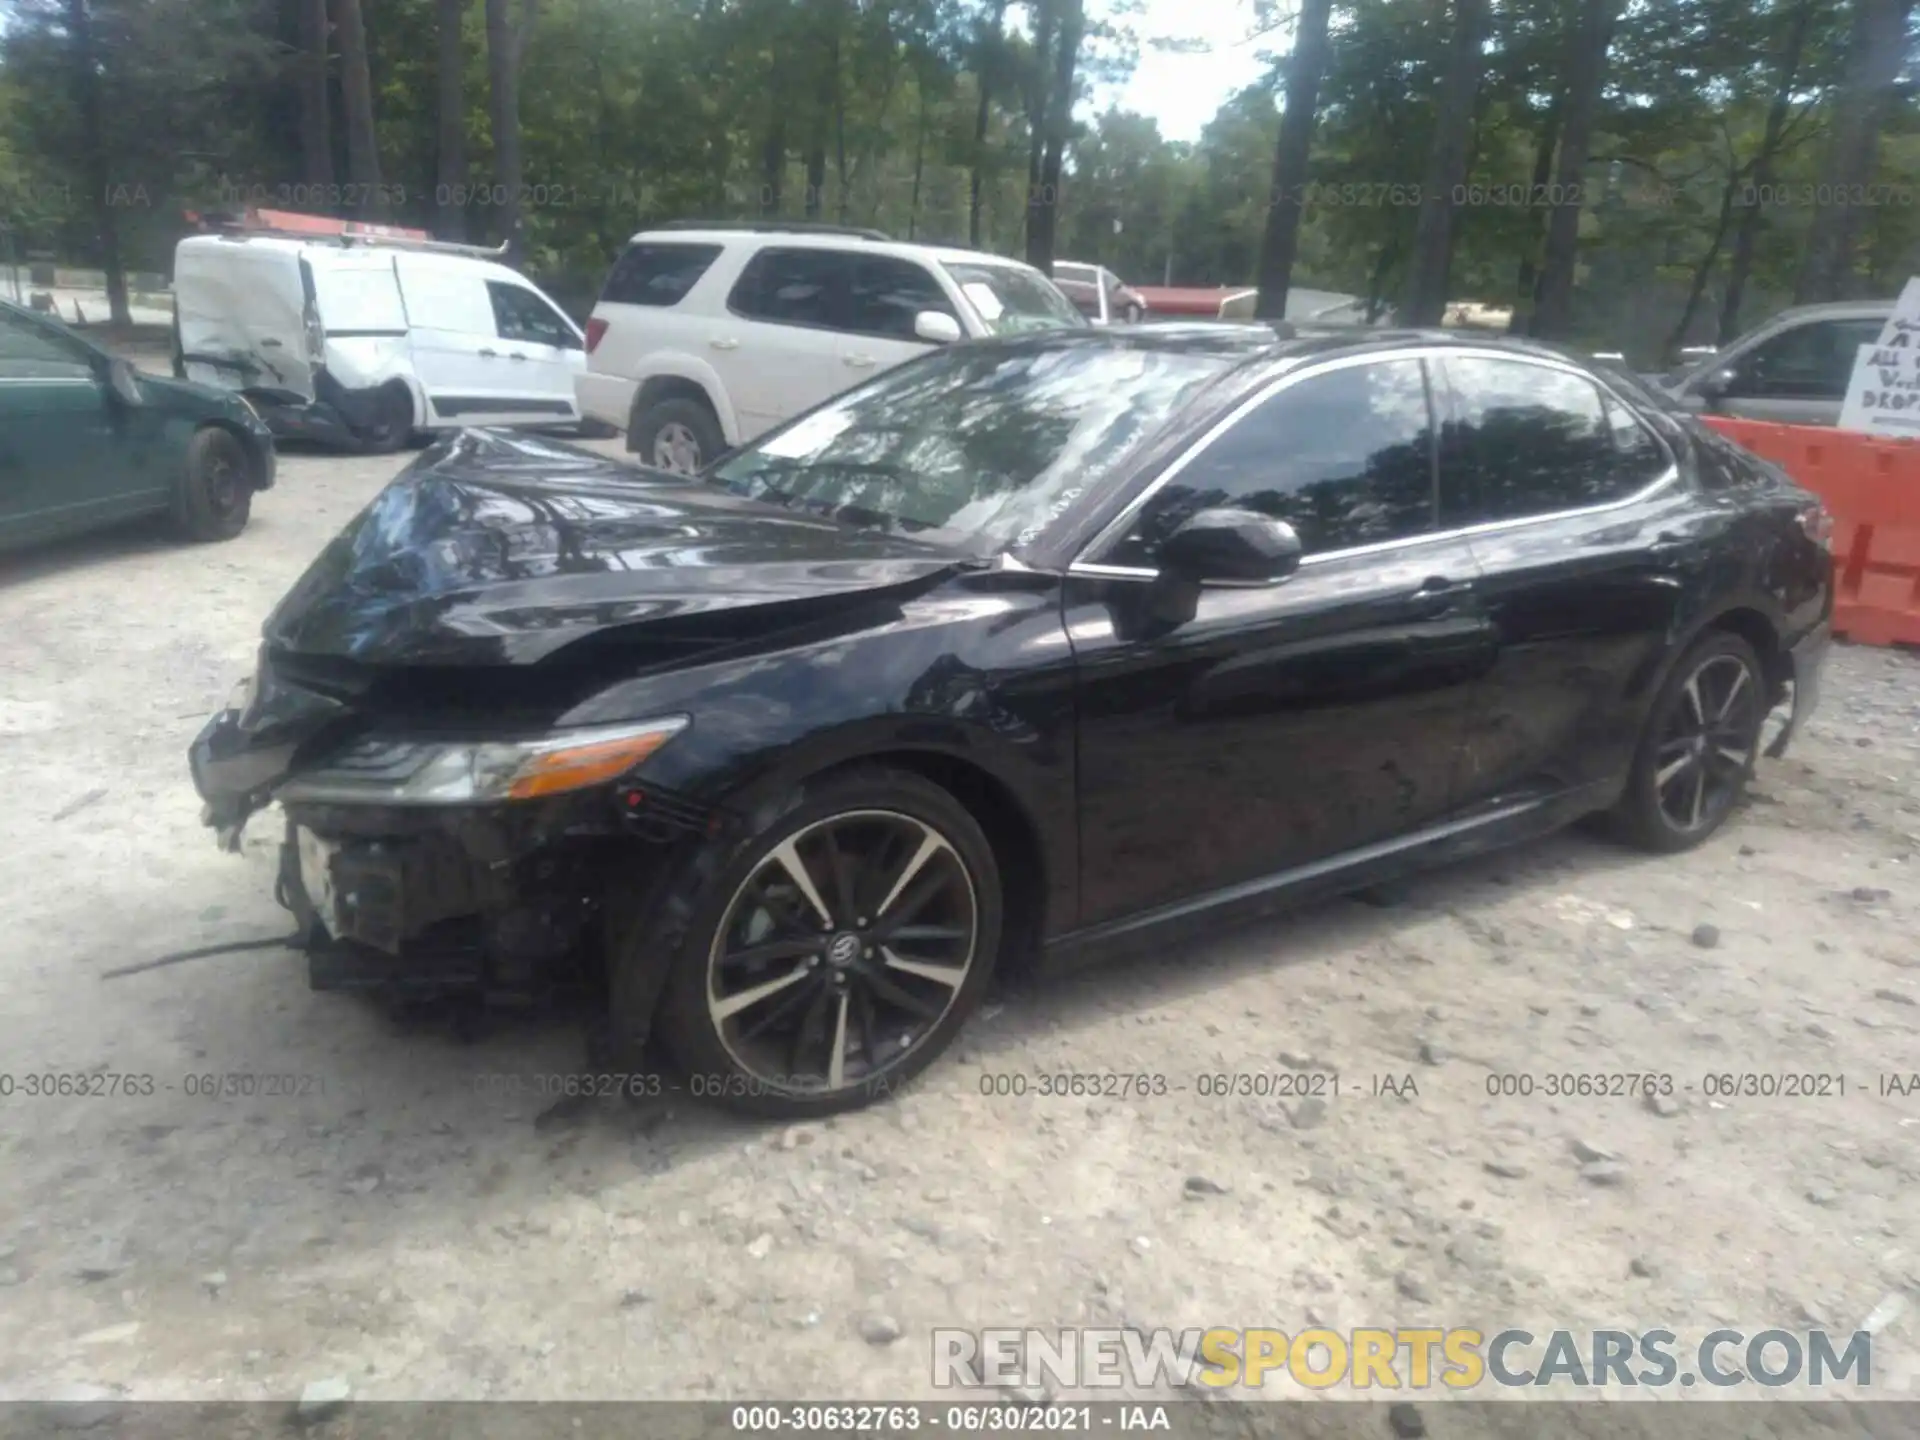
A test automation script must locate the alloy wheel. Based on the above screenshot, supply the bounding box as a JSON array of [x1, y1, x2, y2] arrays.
[[652, 422, 704, 475], [707, 809, 979, 1094], [205, 451, 241, 515], [1652, 652, 1760, 834]]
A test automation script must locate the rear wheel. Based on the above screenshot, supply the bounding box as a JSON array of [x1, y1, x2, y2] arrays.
[[1611, 632, 1766, 853], [614, 768, 1002, 1117], [357, 383, 415, 454], [630, 396, 723, 475], [170, 426, 252, 542]]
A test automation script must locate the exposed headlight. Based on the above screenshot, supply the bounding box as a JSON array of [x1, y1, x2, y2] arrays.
[[276, 716, 688, 807]]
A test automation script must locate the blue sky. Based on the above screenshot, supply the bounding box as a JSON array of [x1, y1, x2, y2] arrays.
[[1096, 0, 1275, 143]]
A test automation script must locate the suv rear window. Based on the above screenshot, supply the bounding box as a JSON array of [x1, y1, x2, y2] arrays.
[[600, 242, 722, 307]]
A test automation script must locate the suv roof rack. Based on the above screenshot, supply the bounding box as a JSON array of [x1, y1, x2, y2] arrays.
[[183, 207, 510, 260], [649, 220, 892, 242]]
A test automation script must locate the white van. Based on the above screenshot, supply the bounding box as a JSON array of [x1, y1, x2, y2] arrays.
[[174, 225, 586, 451]]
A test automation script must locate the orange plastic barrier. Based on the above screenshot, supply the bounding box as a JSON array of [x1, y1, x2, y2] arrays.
[[1703, 416, 1920, 647]]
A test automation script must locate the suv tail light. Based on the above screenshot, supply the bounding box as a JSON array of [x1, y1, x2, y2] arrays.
[[585, 318, 608, 354], [1798, 502, 1833, 549]]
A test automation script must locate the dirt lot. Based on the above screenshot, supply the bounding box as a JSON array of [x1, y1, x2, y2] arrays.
[[0, 435, 1916, 1424]]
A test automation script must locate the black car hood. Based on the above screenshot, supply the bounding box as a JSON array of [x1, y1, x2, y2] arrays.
[[264, 429, 967, 666]]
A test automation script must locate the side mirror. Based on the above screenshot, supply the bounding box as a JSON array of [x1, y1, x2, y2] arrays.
[[1160, 508, 1303, 585], [1696, 367, 1738, 402], [913, 311, 963, 345], [103, 356, 144, 407]]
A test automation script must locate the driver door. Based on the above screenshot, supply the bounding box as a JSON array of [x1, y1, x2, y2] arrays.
[[1712, 316, 1885, 425], [0, 308, 141, 545], [1064, 353, 1493, 927]]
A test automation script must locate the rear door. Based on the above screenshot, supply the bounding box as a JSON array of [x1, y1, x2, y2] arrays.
[[483, 279, 585, 423], [719, 247, 862, 437], [1067, 354, 1492, 925], [1710, 315, 1885, 425], [1434, 352, 1700, 810]]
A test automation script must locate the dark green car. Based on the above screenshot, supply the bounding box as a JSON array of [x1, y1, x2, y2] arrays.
[[1, 298, 276, 551]]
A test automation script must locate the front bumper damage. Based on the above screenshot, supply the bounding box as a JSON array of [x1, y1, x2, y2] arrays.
[[189, 700, 719, 1001]]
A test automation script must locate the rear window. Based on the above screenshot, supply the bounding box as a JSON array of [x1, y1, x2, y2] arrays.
[[600, 242, 722, 308]]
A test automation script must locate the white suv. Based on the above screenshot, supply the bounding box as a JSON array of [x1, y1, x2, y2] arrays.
[[577, 223, 1087, 472]]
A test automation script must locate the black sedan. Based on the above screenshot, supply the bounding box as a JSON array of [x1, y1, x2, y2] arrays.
[[189, 324, 1833, 1116]]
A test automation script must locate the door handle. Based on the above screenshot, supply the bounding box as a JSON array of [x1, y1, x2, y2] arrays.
[[479, 348, 499, 359], [710, 338, 739, 351], [844, 353, 877, 369], [1410, 576, 1468, 613], [260, 338, 283, 349], [507, 352, 527, 362]]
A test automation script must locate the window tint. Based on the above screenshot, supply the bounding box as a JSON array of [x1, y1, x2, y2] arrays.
[[1727, 318, 1882, 400], [0, 309, 93, 373], [486, 282, 579, 348], [599, 242, 721, 308], [845, 256, 957, 340], [1107, 358, 1436, 567], [728, 248, 855, 329], [1438, 356, 1669, 526]]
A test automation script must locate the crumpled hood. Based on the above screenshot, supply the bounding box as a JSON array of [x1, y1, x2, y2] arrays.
[[264, 429, 965, 666]]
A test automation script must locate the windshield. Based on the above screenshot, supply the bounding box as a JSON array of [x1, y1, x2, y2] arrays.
[[943, 261, 1088, 335], [709, 341, 1235, 555]]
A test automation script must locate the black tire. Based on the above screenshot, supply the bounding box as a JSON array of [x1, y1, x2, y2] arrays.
[[1609, 631, 1767, 853], [608, 766, 1003, 1118], [170, 427, 253, 542], [629, 395, 724, 475], [357, 383, 415, 454]]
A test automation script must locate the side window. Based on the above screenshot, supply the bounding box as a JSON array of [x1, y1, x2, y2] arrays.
[[1728, 318, 1882, 400], [1106, 358, 1437, 569], [599, 243, 721, 308], [0, 310, 95, 377], [1438, 356, 1669, 527], [727, 248, 855, 330], [845, 256, 958, 340], [486, 282, 578, 348]]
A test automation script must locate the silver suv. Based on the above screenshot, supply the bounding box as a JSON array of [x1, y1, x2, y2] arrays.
[[1663, 300, 1890, 426]]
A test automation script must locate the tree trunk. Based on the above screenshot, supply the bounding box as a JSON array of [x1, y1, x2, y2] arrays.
[[1021, 0, 1058, 252], [297, 0, 334, 189], [1401, 0, 1488, 325], [1793, 0, 1913, 301], [1531, 0, 1622, 339], [333, 0, 382, 205], [1252, 0, 1335, 319], [1506, 96, 1561, 333], [1026, 0, 1085, 271], [1720, 0, 1814, 339], [434, 0, 468, 239], [908, 85, 929, 240], [1668, 165, 1739, 361], [486, 0, 537, 258], [966, 0, 1011, 247], [761, 118, 786, 215], [65, 0, 128, 326], [1366, 237, 1401, 322], [804, 15, 838, 219]]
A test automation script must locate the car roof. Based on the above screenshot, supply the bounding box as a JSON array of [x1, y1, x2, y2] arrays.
[[1756, 299, 1894, 323], [967, 320, 1618, 371], [627, 227, 1044, 272]]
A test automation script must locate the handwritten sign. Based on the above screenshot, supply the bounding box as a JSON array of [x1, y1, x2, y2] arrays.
[[1838, 277, 1920, 436]]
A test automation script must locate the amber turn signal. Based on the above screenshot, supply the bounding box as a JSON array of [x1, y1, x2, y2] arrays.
[[506, 729, 682, 800]]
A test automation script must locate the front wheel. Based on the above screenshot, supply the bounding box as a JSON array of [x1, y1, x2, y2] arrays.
[[630, 396, 723, 475], [357, 383, 415, 454], [1610, 632, 1767, 853], [170, 427, 252, 542], [618, 768, 1002, 1117]]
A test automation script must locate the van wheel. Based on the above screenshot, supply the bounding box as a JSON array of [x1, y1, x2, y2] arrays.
[[358, 383, 415, 454], [631, 397, 723, 475], [171, 427, 252, 542]]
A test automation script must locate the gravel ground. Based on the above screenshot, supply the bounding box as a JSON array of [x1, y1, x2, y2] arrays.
[[0, 432, 1917, 1425]]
